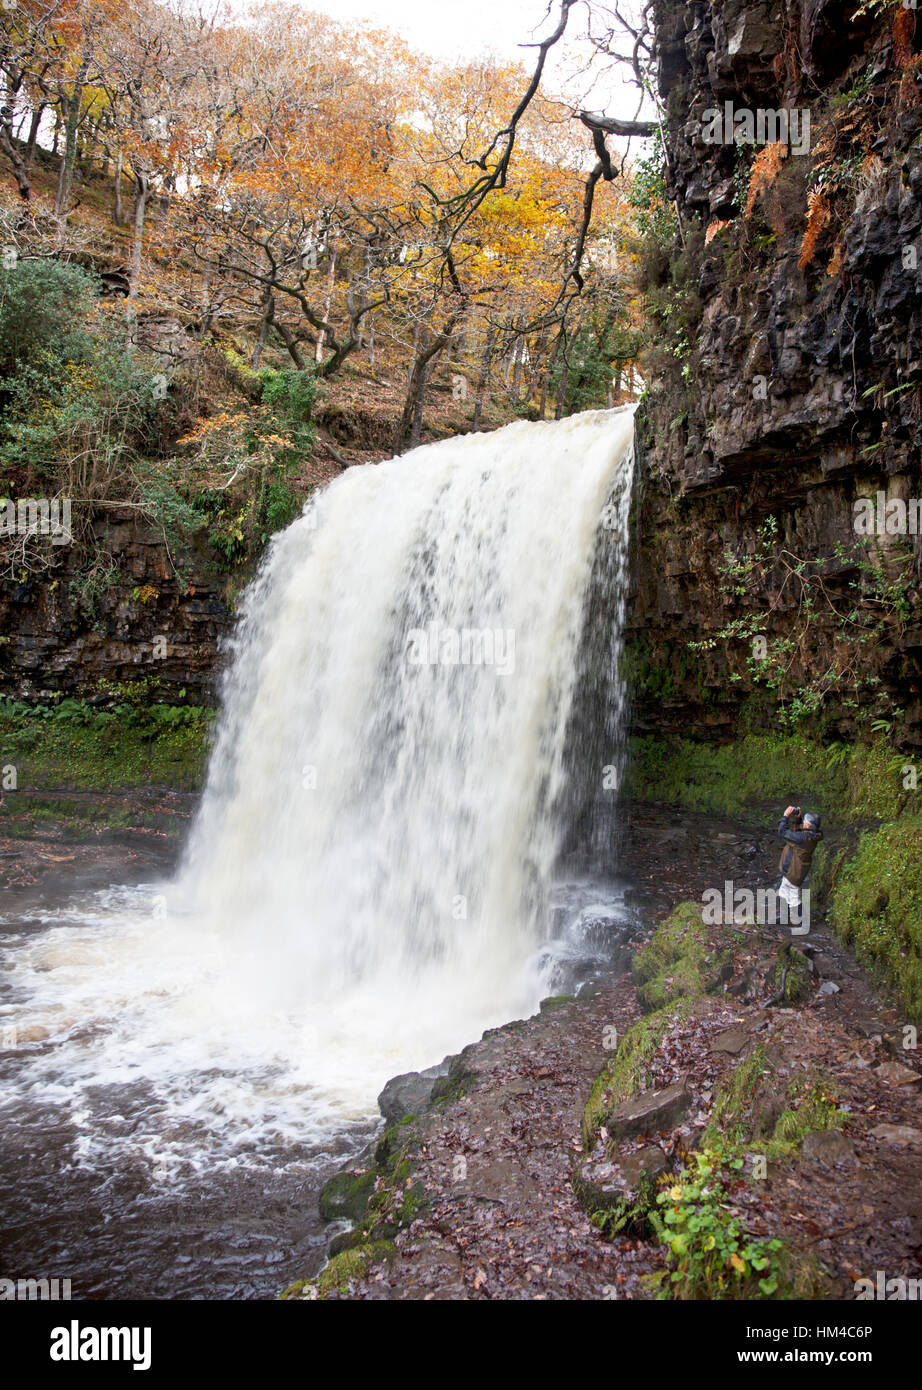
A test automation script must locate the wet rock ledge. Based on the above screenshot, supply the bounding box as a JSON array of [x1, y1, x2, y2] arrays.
[[282, 889, 922, 1301]]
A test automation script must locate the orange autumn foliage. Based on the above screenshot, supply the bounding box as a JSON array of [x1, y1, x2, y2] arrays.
[[745, 142, 788, 217], [893, 7, 916, 70], [799, 191, 831, 270]]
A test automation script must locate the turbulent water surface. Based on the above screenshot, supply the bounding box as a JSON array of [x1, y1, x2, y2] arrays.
[[0, 408, 637, 1297]]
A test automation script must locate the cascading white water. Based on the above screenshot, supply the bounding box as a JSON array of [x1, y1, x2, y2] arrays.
[[0, 407, 635, 1177]]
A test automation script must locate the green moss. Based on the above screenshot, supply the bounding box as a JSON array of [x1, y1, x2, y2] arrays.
[[397, 1182, 427, 1225], [316, 1240, 395, 1295], [770, 944, 814, 1004], [627, 731, 907, 822], [373, 1119, 418, 1171], [631, 900, 726, 1013], [707, 1045, 776, 1146], [633, 902, 705, 984], [317, 1169, 376, 1223], [704, 1049, 846, 1161], [310, 1118, 427, 1295], [806, 839, 848, 903], [429, 1067, 478, 1106], [0, 698, 210, 792], [770, 1077, 845, 1158], [277, 1278, 311, 1300], [581, 999, 694, 1149], [825, 814, 922, 1022], [328, 1229, 366, 1257]]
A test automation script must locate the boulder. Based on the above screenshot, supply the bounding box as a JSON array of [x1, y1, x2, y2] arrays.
[[875, 1061, 921, 1087], [710, 1026, 750, 1055], [870, 1124, 922, 1148], [604, 1080, 691, 1141], [378, 1062, 449, 1124], [802, 1130, 856, 1165], [573, 1146, 668, 1232], [318, 1168, 376, 1223]]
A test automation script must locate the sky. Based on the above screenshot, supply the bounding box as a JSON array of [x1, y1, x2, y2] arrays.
[[307, 0, 570, 65], [299, 0, 650, 122]]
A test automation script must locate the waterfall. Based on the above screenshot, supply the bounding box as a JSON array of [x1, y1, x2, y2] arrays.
[[181, 406, 636, 1023], [1, 407, 636, 1172]]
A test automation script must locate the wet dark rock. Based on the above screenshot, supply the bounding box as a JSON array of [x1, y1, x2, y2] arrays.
[[870, 1124, 922, 1147], [710, 1026, 750, 1055], [604, 1079, 691, 1141], [628, 0, 922, 742], [318, 1169, 376, 1223], [802, 1130, 856, 1165], [875, 1060, 922, 1087], [377, 1063, 450, 1125], [0, 510, 232, 704], [573, 1146, 668, 1232]]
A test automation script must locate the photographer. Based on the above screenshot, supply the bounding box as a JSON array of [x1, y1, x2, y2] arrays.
[[777, 805, 823, 934]]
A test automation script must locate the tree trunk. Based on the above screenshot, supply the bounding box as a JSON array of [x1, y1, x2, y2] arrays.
[[55, 56, 90, 222], [473, 328, 496, 431], [398, 312, 461, 450], [113, 147, 124, 225], [0, 106, 32, 200], [409, 359, 429, 449], [128, 171, 149, 299], [510, 317, 526, 406], [23, 103, 45, 174], [555, 341, 569, 420], [315, 249, 337, 364], [538, 329, 564, 421], [251, 291, 274, 369]]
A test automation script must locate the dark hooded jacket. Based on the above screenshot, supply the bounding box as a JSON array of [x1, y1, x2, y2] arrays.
[[777, 815, 823, 888]]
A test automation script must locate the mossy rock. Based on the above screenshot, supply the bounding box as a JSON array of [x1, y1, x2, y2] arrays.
[[328, 1229, 367, 1257], [826, 814, 922, 1022], [317, 1240, 395, 1296], [429, 1066, 478, 1106], [581, 1001, 693, 1149], [770, 943, 814, 1004], [573, 1147, 667, 1237], [397, 1180, 427, 1225], [318, 1168, 376, 1223], [632, 901, 720, 1013], [373, 1119, 418, 1172], [705, 1046, 845, 1159], [637, 953, 705, 1012], [625, 730, 905, 822]]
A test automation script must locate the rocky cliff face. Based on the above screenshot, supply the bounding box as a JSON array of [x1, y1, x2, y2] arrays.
[[0, 509, 232, 704], [630, 0, 922, 746]]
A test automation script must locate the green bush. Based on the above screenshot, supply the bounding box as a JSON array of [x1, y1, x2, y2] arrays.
[[649, 1145, 785, 1299], [0, 257, 97, 377]]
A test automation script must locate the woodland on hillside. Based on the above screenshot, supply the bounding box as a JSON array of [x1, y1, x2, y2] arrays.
[[0, 0, 652, 580]]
